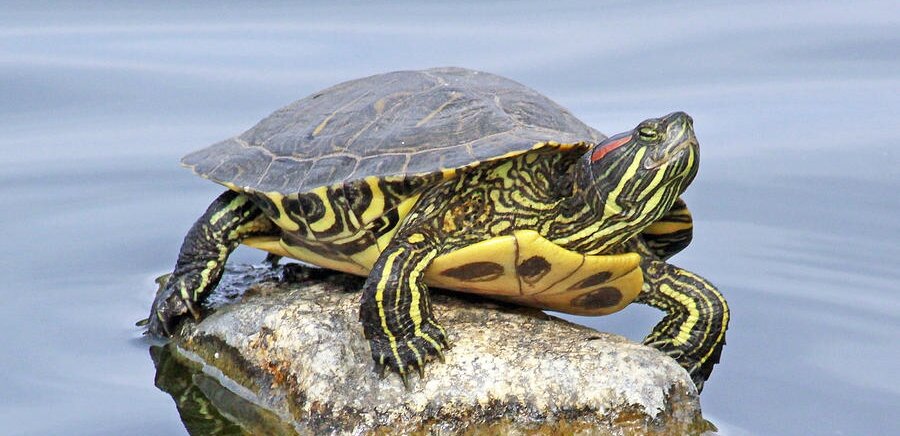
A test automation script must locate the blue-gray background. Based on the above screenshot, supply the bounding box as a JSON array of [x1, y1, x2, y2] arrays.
[[1, 1, 897, 434]]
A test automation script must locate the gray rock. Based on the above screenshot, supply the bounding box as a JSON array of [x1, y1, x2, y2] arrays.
[[162, 267, 711, 435]]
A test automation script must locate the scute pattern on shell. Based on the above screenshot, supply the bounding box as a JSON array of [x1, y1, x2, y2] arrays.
[[182, 67, 604, 193]]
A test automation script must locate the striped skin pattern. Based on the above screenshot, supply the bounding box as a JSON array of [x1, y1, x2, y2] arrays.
[[552, 115, 699, 256], [297, 112, 719, 385], [148, 190, 278, 336], [634, 256, 729, 392], [150, 111, 730, 392], [237, 176, 433, 277], [642, 198, 693, 260], [356, 146, 611, 381]]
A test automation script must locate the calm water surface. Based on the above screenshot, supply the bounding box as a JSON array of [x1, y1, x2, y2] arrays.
[[1, 1, 897, 434]]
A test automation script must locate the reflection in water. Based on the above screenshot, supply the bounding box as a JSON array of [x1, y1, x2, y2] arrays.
[[151, 344, 297, 436], [151, 345, 248, 436]]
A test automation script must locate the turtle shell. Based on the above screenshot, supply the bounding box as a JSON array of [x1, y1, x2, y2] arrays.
[[182, 67, 605, 193]]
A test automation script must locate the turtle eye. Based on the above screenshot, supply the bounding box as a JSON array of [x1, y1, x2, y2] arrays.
[[638, 126, 659, 142]]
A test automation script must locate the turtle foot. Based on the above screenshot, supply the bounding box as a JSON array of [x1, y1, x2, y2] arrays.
[[146, 273, 202, 338], [644, 337, 725, 393], [367, 322, 449, 389]]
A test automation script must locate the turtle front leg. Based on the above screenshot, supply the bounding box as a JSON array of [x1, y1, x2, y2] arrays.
[[637, 260, 730, 392], [360, 230, 449, 386], [148, 191, 278, 337]]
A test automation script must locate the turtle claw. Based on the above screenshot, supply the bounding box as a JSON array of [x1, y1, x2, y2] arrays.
[[154, 273, 172, 290], [365, 321, 449, 388], [643, 337, 717, 392], [159, 312, 172, 337], [400, 371, 411, 390], [693, 379, 706, 393], [374, 355, 390, 379], [184, 298, 202, 320], [666, 349, 685, 360], [146, 275, 201, 338]]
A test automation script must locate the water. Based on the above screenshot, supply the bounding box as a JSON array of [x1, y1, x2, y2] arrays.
[[1, 1, 897, 434]]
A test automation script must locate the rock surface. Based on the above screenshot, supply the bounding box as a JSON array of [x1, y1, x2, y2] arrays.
[[159, 265, 710, 435]]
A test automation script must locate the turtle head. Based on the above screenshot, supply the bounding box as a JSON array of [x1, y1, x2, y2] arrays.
[[572, 112, 699, 250]]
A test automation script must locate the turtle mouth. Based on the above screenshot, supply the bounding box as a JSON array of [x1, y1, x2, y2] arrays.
[[643, 138, 697, 170]]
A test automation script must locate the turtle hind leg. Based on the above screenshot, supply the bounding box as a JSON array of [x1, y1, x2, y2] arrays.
[[148, 190, 278, 337], [637, 259, 730, 392]]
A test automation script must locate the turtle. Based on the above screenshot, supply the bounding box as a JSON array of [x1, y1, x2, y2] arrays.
[[148, 67, 729, 391]]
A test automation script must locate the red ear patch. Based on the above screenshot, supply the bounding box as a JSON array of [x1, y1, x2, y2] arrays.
[[590, 135, 632, 162]]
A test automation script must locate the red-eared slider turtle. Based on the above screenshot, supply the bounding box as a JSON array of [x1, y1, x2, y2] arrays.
[[148, 67, 729, 391]]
